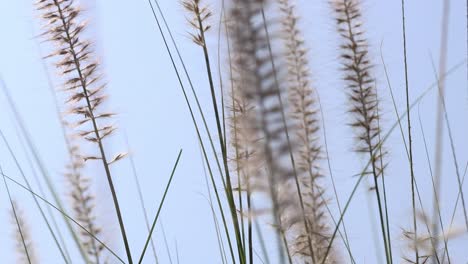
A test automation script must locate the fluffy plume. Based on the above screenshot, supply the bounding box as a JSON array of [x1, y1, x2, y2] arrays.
[[401, 211, 465, 264], [331, 0, 386, 176], [278, 0, 337, 262], [229, 0, 304, 260], [182, 0, 212, 47], [36, 0, 132, 261], [332, 0, 391, 262], [229, 82, 259, 188], [36, 0, 118, 159], [10, 201, 38, 264], [64, 133, 104, 263]]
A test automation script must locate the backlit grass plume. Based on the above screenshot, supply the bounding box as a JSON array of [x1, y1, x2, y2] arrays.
[[229, 67, 260, 264], [10, 200, 38, 264], [36, 0, 131, 262], [64, 133, 104, 264], [182, 0, 212, 47], [229, 0, 311, 261], [331, 0, 391, 262], [278, 0, 337, 262]]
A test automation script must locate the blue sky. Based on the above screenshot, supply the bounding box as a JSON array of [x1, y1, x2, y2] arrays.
[[0, 0, 466, 263]]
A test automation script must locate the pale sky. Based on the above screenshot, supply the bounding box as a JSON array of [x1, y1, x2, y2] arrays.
[[0, 0, 466, 263]]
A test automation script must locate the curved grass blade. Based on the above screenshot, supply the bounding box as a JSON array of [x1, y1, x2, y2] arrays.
[[138, 149, 182, 263], [1, 173, 125, 263], [0, 164, 32, 264], [145, 1, 237, 261], [0, 128, 69, 263], [125, 134, 159, 263], [0, 77, 88, 262]]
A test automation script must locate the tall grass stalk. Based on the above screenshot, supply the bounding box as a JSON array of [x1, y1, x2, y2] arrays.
[[260, 5, 318, 262], [126, 136, 159, 263], [381, 48, 448, 263], [182, 2, 246, 262], [429, 56, 468, 229], [145, 1, 238, 261], [148, 4, 249, 262], [1, 173, 125, 263], [0, 161, 33, 264], [1, 1, 467, 263], [400, 1, 419, 263], [446, 164, 468, 233], [431, 0, 451, 261], [138, 149, 182, 263], [0, 77, 82, 262], [46, 55, 104, 263], [229, 0, 300, 261], [277, 0, 347, 262], [223, 6, 254, 262], [64, 136, 104, 264], [316, 88, 355, 263], [0, 128, 69, 263], [200, 144, 229, 264], [8, 200, 35, 264], [418, 110, 451, 263], [217, 2, 248, 255], [417, 104, 449, 263], [331, 0, 391, 262], [36, 0, 132, 262], [320, 58, 465, 264]]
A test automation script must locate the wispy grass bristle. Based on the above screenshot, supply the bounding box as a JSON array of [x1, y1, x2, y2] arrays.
[[332, 0, 386, 172], [10, 200, 38, 264], [36, 0, 132, 262], [64, 132, 104, 263], [331, 0, 392, 263], [278, 0, 337, 262], [229, 0, 305, 261], [0, 1, 464, 263], [182, 0, 213, 46]]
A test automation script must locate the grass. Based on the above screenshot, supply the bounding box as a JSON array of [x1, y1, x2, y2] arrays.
[[0, 0, 466, 263], [401, 0, 419, 262]]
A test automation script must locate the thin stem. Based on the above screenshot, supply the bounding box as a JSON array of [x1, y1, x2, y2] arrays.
[[52, 1, 132, 262], [195, 8, 246, 262], [0, 129, 69, 263], [1, 76, 82, 262], [341, 2, 390, 262], [146, 1, 237, 262], [2, 173, 125, 263], [260, 7, 316, 263], [126, 135, 159, 263], [401, 1, 418, 262], [321, 59, 465, 263], [138, 150, 182, 263], [0, 164, 32, 264], [432, 0, 451, 260]]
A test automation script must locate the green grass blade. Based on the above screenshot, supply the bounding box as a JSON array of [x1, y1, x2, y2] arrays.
[[144, 2, 237, 261], [0, 164, 32, 264], [125, 134, 159, 263], [0, 78, 89, 262], [2, 173, 125, 263], [138, 149, 182, 263], [0, 129, 69, 263]]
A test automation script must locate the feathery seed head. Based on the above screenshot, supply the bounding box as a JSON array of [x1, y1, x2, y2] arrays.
[[37, 0, 124, 165], [229, 0, 305, 246], [277, 1, 339, 262], [64, 133, 104, 263], [182, 0, 212, 46], [10, 201, 38, 264], [332, 0, 386, 178]]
